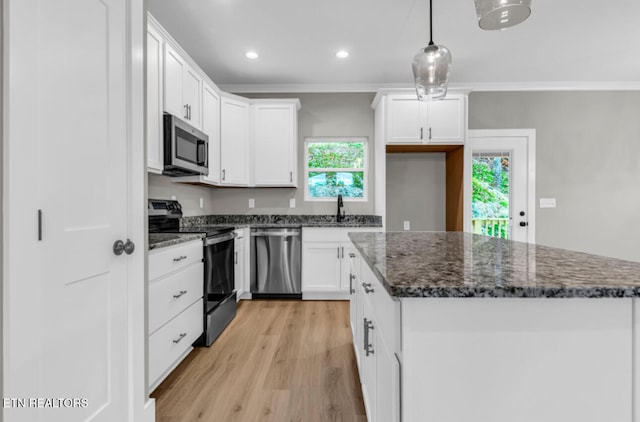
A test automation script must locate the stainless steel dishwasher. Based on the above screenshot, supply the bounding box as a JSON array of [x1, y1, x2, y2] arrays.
[[250, 227, 302, 298]]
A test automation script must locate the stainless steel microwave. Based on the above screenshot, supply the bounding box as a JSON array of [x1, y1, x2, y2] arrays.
[[163, 113, 208, 176]]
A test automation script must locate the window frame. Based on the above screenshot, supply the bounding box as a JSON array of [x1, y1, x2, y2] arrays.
[[304, 137, 368, 202]]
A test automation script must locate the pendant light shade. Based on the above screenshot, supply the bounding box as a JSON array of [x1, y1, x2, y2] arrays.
[[474, 0, 532, 30], [412, 0, 452, 101]]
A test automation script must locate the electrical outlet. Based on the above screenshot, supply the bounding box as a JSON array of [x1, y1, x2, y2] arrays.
[[540, 198, 556, 208], [403, 221, 410, 230], [248, 198, 255, 208], [170, 195, 176, 200], [199, 197, 204, 209], [289, 198, 296, 208]]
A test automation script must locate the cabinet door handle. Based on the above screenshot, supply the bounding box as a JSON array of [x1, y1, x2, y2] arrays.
[[173, 255, 187, 262], [341, 246, 344, 259], [235, 251, 238, 264], [349, 273, 355, 294], [349, 253, 356, 258], [172, 333, 187, 344], [222, 169, 226, 181], [337, 247, 340, 259], [184, 104, 189, 119], [420, 127, 423, 140], [428, 127, 432, 140], [290, 171, 293, 182], [364, 318, 374, 356], [189, 104, 192, 120], [172, 290, 187, 299], [362, 282, 374, 294]]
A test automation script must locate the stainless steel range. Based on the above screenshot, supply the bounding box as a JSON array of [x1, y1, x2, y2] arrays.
[[148, 199, 236, 346]]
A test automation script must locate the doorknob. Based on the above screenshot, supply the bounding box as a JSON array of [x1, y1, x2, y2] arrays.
[[113, 239, 135, 256], [519, 221, 528, 227]]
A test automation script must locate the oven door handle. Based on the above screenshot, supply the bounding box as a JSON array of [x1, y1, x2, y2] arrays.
[[250, 231, 300, 237], [204, 232, 237, 246]]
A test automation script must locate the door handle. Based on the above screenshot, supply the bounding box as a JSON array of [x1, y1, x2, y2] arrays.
[[428, 127, 432, 140], [364, 318, 374, 356], [172, 333, 187, 344], [519, 221, 528, 227], [173, 290, 187, 299], [341, 246, 344, 259], [420, 127, 423, 140], [184, 104, 189, 119], [113, 239, 135, 256], [222, 169, 226, 181], [173, 255, 187, 262]]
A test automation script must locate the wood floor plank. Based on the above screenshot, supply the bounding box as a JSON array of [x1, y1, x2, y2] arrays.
[[152, 300, 366, 422]]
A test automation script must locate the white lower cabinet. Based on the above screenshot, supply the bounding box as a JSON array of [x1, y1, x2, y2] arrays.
[[351, 248, 400, 422], [234, 228, 250, 300], [302, 228, 380, 299], [148, 239, 204, 392]]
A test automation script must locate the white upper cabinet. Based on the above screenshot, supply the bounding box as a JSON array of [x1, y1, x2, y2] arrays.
[[146, 24, 164, 174], [164, 43, 202, 130], [202, 83, 221, 184], [251, 100, 300, 187], [383, 92, 467, 145], [387, 95, 425, 144], [220, 95, 250, 186]]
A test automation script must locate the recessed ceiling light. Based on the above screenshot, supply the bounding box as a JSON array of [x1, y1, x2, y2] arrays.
[[245, 51, 259, 59], [336, 50, 349, 59]]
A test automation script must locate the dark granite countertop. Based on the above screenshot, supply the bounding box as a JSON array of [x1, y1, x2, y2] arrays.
[[349, 231, 640, 298], [181, 214, 382, 228], [149, 233, 203, 250]]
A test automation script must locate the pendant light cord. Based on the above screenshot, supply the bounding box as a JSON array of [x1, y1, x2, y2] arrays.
[[429, 0, 434, 46]]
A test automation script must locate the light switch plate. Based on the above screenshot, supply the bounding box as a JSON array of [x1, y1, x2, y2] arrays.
[[289, 198, 296, 208], [540, 198, 556, 208], [403, 221, 410, 230], [248, 198, 255, 208]]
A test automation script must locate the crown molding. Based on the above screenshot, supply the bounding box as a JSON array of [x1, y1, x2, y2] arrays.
[[219, 81, 640, 94]]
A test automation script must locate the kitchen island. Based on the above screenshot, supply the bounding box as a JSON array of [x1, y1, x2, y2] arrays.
[[348, 231, 640, 422]]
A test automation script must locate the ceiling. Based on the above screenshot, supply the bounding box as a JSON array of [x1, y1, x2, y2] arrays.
[[148, 0, 640, 92]]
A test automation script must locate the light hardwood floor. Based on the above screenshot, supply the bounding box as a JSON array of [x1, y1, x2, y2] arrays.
[[152, 300, 367, 422]]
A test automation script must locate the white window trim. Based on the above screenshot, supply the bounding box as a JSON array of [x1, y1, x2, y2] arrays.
[[304, 137, 368, 202]]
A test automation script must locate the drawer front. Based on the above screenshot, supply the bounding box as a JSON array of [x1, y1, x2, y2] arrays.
[[148, 298, 203, 388], [149, 262, 203, 334], [149, 240, 202, 280]]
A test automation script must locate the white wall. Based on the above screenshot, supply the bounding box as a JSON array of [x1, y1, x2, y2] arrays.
[[469, 91, 640, 262], [386, 153, 446, 231], [147, 173, 214, 216]]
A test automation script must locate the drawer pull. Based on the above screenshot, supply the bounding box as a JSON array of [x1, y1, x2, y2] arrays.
[[362, 282, 374, 294], [349, 253, 356, 258], [173, 255, 187, 262], [172, 290, 187, 299], [172, 333, 187, 344]]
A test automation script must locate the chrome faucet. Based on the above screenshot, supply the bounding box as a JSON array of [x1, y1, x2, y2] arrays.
[[337, 194, 345, 222]]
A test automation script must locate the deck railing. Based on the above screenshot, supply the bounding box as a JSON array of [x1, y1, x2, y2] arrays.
[[472, 218, 510, 239]]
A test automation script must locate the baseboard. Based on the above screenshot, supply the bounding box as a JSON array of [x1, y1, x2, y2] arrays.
[[143, 398, 155, 422], [302, 291, 350, 300]]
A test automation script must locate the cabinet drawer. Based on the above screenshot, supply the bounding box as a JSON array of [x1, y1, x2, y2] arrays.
[[149, 298, 203, 388], [149, 262, 203, 334], [361, 262, 400, 352], [149, 240, 202, 280]]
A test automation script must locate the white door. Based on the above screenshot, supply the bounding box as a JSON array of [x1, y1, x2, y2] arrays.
[[220, 96, 250, 186], [202, 83, 221, 184], [466, 130, 536, 243], [183, 66, 202, 129], [164, 44, 185, 118], [252, 103, 296, 186], [301, 242, 342, 291], [386, 95, 424, 144], [4, 0, 139, 420]]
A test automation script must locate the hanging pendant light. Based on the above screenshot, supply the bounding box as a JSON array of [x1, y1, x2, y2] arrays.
[[412, 0, 452, 101], [475, 0, 532, 30]]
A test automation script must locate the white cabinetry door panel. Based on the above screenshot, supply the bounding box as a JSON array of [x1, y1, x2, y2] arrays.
[[387, 95, 424, 144], [302, 241, 342, 291], [149, 262, 204, 334], [164, 43, 185, 119], [234, 229, 246, 299], [147, 25, 164, 173], [220, 96, 250, 186], [427, 95, 465, 144], [183, 65, 202, 129], [252, 103, 297, 186], [202, 83, 221, 184], [148, 298, 203, 390]]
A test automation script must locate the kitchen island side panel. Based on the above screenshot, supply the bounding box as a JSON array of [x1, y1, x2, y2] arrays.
[[401, 298, 632, 422]]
